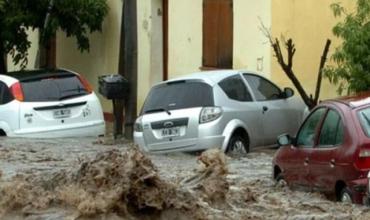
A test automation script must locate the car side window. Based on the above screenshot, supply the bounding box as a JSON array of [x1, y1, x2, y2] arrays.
[[318, 109, 344, 147], [218, 75, 252, 102], [0, 82, 13, 105], [243, 74, 282, 101], [296, 108, 327, 147]]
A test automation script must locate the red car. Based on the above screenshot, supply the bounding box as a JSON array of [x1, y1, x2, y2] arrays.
[[273, 93, 370, 204]]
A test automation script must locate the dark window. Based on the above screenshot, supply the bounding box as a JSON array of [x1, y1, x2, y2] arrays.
[[318, 110, 344, 146], [0, 82, 13, 105], [203, 0, 233, 69], [219, 75, 252, 102], [358, 107, 370, 138], [296, 108, 326, 147], [244, 74, 282, 101], [21, 75, 89, 102], [142, 81, 214, 114]]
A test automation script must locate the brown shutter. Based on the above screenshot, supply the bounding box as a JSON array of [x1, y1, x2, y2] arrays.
[[203, 0, 233, 69]]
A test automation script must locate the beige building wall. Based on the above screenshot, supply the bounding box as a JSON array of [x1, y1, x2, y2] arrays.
[[56, 0, 122, 113], [167, 1, 272, 78], [9, 1, 358, 115], [233, 0, 271, 76], [7, 30, 39, 71], [137, 0, 164, 112], [167, 0, 203, 79], [271, 0, 355, 100]]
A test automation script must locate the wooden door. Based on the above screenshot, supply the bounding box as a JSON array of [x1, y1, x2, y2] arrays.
[[203, 0, 233, 69]]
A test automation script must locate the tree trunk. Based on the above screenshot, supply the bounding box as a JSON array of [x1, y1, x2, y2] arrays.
[[118, 0, 138, 139], [37, 33, 56, 69], [0, 38, 7, 74]]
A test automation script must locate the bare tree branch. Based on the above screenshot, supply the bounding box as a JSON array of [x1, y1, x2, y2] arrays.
[[259, 21, 331, 109], [271, 37, 314, 108], [314, 39, 331, 104]]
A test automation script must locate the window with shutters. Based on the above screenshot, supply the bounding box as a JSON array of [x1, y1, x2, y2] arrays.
[[203, 0, 233, 69]]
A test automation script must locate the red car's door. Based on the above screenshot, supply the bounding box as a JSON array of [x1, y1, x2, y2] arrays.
[[309, 109, 345, 192], [280, 146, 313, 188], [282, 107, 327, 188]]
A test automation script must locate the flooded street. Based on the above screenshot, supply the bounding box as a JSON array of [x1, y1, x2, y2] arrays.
[[0, 137, 370, 219]]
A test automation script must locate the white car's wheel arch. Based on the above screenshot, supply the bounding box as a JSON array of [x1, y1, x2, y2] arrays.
[[0, 121, 12, 136], [221, 119, 251, 152]]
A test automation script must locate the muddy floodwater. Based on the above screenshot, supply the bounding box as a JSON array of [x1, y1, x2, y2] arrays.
[[0, 137, 370, 219]]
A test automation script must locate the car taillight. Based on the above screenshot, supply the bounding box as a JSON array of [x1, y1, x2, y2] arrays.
[[199, 107, 222, 124], [10, 82, 24, 101], [355, 149, 370, 170], [78, 75, 93, 93], [368, 171, 370, 195]]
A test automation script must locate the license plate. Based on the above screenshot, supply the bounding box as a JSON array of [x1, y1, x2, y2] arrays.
[[53, 109, 71, 119], [161, 127, 180, 137]]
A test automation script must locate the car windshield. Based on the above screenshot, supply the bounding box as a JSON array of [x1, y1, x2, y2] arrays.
[[21, 75, 88, 102], [141, 81, 214, 114], [358, 107, 370, 137]]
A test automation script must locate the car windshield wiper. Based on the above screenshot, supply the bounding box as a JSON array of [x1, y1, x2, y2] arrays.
[[145, 108, 171, 115], [61, 87, 87, 93], [59, 93, 86, 100]]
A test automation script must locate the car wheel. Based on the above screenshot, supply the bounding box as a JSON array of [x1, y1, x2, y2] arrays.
[[226, 134, 249, 156], [340, 188, 352, 204], [275, 173, 287, 187]]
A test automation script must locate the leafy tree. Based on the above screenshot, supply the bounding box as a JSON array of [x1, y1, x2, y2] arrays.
[[0, 0, 108, 73], [325, 0, 370, 94]]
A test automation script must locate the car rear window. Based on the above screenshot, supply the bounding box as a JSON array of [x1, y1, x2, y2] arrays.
[[0, 81, 13, 104], [358, 107, 370, 137], [142, 81, 214, 114], [21, 75, 89, 102]]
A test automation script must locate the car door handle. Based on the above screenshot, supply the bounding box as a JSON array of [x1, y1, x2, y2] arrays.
[[262, 106, 268, 113], [304, 157, 309, 165], [330, 159, 335, 168]]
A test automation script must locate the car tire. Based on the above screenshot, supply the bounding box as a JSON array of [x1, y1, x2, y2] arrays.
[[340, 188, 353, 204], [226, 134, 249, 156], [275, 173, 287, 187]]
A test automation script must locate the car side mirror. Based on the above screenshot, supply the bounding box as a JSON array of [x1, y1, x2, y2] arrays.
[[277, 134, 292, 146], [283, 87, 294, 98]]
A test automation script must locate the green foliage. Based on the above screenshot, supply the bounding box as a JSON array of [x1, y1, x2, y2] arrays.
[[0, 0, 108, 70], [325, 0, 370, 94]]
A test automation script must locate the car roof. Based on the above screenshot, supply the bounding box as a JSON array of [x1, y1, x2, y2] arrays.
[[161, 69, 264, 86], [324, 92, 370, 109], [2, 69, 75, 82]]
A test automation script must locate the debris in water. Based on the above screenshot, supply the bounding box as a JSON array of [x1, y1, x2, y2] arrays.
[[181, 149, 229, 204]]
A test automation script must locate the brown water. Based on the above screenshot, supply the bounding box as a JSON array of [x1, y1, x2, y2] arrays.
[[0, 137, 370, 219]]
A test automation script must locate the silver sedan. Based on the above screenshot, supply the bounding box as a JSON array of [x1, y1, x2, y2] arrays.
[[134, 70, 307, 154]]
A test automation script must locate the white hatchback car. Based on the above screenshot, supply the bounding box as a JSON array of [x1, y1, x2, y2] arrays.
[[134, 70, 307, 154], [0, 69, 105, 138]]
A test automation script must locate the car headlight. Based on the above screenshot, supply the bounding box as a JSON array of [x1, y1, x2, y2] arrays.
[[134, 117, 143, 132], [199, 107, 223, 124]]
